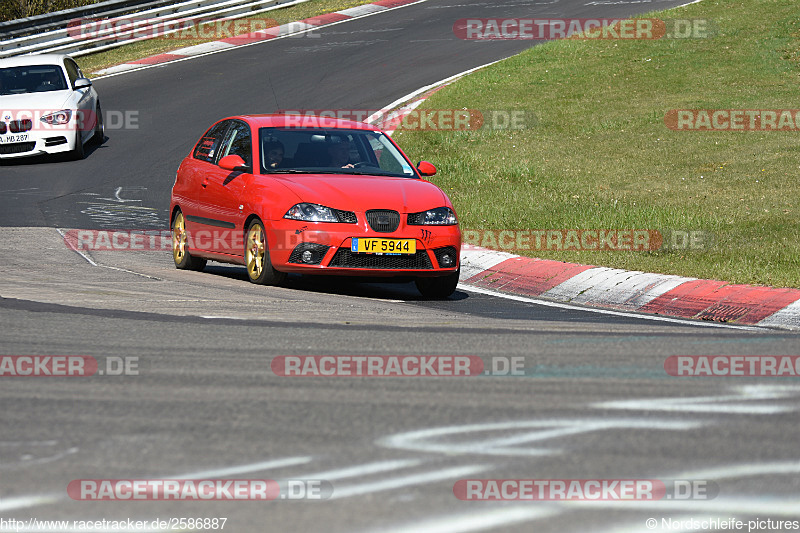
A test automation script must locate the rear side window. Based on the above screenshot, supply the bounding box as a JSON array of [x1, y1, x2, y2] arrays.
[[193, 121, 229, 163], [219, 120, 252, 166]]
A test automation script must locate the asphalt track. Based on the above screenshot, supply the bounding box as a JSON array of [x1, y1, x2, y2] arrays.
[[1, 1, 799, 532]]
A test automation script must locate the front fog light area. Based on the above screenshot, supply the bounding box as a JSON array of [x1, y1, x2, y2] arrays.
[[434, 247, 458, 268], [289, 243, 330, 265]]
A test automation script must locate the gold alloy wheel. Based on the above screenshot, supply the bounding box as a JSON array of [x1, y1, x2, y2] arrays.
[[172, 212, 187, 264], [246, 223, 266, 280]]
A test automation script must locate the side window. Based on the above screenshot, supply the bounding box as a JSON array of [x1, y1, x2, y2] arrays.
[[193, 121, 229, 163], [219, 120, 252, 167], [64, 59, 80, 87]]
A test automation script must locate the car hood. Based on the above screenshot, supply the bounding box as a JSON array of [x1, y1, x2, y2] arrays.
[[272, 174, 450, 213], [0, 90, 72, 114]]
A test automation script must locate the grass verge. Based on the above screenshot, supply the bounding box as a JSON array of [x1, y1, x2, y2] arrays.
[[395, 0, 800, 288]]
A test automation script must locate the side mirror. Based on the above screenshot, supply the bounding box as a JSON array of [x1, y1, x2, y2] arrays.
[[417, 161, 437, 177], [74, 78, 92, 89], [219, 154, 250, 172]]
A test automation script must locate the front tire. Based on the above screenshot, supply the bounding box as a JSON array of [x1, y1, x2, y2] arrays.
[[92, 103, 104, 145], [71, 128, 85, 160], [415, 267, 460, 299], [245, 219, 286, 285], [172, 211, 206, 271]]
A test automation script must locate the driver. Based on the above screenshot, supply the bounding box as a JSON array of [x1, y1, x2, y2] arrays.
[[326, 139, 355, 168]]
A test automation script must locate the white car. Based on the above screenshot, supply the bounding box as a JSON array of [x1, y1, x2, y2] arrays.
[[0, 53, 102, 160]]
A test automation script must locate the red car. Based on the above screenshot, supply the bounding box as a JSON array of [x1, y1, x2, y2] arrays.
[[170, 114, 461, 298]]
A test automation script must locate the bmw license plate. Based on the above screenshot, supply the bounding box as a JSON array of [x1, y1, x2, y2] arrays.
[[351, 238, 416, 254], [0, 134, 28, 144]]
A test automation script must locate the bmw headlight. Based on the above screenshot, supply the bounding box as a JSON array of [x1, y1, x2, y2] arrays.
[[284, 203, 340, 223], [40, 110, 72, 125], [407, 207, 458, 226]]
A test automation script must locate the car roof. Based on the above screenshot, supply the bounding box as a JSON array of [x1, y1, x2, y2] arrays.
[[235, 114, 382, 131], [0, 54, 71, 69]]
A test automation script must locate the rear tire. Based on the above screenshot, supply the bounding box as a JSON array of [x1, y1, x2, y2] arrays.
[[245, 219, 286, 285], [415, 267, 460, 299], [172, 211, 206, 271]]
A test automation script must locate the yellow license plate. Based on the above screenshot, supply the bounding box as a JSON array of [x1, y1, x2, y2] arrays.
[[351, 238, 416, 254]]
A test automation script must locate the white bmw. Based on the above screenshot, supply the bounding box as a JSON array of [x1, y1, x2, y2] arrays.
[[0, 53, 103, 160]]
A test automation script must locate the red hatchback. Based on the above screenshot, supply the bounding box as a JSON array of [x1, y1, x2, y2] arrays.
[[170, 114, 461, 298]]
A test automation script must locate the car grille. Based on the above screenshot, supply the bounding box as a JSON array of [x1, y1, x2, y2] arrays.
[[366, 210, 400, 233], [0, 142, 36, 154], [9, 119, 33, 133], [332, 208, 357, 224], [329, 248, 433, 269]]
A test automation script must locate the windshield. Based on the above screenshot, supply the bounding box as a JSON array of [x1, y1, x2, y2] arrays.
[[259, 127, 417, 177], [0, 65, 68, 96]]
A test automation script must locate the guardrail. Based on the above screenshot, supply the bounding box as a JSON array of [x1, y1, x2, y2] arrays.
[[0, 0, 306, 59]]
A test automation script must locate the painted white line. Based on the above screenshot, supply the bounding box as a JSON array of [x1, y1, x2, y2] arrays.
[[758, 297, 800, 330], [595, 385, 799, 415], [173, 455, 313, 479], [570, 497, 800, 516], [329, 464, 488, 500], [170, 40, 236, 55], [56, 228, 97, 266], [338, 4, 387, 17], [380, 419, 702, 457], [459, 246, 518, 280], [672, 460, 800, 481], [0, 495, 60, 513], [94, 0, 430, 80], [367, 57, 506, 129], [293, 459, 423, 481], [364, 507, 559, 533], [458, 284, 765, 331], [542, 267, 695, 310]]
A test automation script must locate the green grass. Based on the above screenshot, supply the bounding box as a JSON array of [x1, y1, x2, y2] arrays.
[[76, 0, 375, 75], [395, 0, 800, 288]]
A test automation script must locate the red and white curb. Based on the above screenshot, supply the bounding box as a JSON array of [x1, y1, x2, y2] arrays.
[[459, 245, 800, 330], [94, 0, 425, 76]]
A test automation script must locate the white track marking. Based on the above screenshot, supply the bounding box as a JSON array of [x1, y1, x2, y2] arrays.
[[329, 464, 489, 500], [380, 419, 702, 456], [172, 456, 313, 479], [290, 459, 423, 481], [0, 495, 60, 512], [459, 284, 764, 331], [361, 507, 559, 533], [595, 384, 800, 414], [94, 1, 430, 80]]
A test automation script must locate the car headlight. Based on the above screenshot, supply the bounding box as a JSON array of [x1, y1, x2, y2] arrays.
[[284, 203, 353, 223], [40, 110, 72, 125], [407, 207, 458, 226]]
